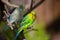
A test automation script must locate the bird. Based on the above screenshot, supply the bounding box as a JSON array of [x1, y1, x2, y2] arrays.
[[14, 11, 36, 40], [4, 5, 25, 30]]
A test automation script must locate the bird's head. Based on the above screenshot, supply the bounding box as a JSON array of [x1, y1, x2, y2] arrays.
[[30, 11, 36, 20], [31, 11, 36, 16]]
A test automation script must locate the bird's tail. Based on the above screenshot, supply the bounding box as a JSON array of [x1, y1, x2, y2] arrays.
[[14, 27, 23, 40]]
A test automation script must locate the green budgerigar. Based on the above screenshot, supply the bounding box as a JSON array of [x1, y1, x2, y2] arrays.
[[14, 11, 36, 40]]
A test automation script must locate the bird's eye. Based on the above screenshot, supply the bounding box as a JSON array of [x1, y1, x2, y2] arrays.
[[31, 11, 36, 15]]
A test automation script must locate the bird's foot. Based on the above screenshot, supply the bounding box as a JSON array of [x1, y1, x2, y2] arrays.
[[27, 26, 38, 31]]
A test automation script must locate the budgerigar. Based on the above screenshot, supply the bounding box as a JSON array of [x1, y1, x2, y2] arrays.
[[4, 5, 25, 30], [14, 11, 36, 40]]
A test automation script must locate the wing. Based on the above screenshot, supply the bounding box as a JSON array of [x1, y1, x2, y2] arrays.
[[9, 9, 20, 23]]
